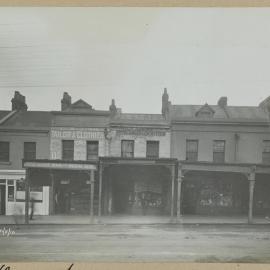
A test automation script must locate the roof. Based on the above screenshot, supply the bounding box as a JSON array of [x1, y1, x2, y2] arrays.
[[0, 110, 11, 120], [0, 110, 52, 130], [110, 113, 169, 127], [170, 104, 269, 123]]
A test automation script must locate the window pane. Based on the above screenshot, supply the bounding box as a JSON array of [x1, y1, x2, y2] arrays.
[[263, 140, 270, 152], [146, 141, 159, 158], [62, 140, 74, 160], [213, 152, 225, 163], [121, 140, 134, 158], [186, 152, 198, 161], [8, 186, 14, 201], [213, 140, 225, 152], [0, 141, 9, 162], [262, 152, 270, 164], [186, 140, 198, 152], [24, 142, 36, 160], [186, 140, 198, 161], [16, 179, 25, 191], [87, 141, 99, 160]]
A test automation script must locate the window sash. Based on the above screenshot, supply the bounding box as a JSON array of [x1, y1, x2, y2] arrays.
[[263, 140, 270, 153], [213, 152, 225, 163], [146, 141, 159, 158], [87, 141, 99, 160], [213, 140, 225, 152], [262, 152, 270, 164], [186, 140, 198, 161], [62, 140, 74, 160], [24, 142, 36, 160], [0, 141, 9, 162], [121, 140, 134, 158]]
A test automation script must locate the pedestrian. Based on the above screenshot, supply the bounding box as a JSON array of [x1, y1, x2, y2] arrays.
[[30, 195, 35, 220]]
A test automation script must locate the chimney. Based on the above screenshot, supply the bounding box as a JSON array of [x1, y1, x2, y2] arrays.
[[162, 88, 169, 117], [61, 92, 71, 111], [109, 99, 117, 117], [218, 96, 228, 108], [259, 96, 270, 112], [11, 91, 28, 111]]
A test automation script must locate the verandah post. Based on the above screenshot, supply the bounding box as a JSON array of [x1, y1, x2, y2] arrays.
[[248, 167, 256, 224], [90, 169, 95, 220], [24, 169, 30, 224], [98, 162, 103, 217], [170, 166, 175, 217]]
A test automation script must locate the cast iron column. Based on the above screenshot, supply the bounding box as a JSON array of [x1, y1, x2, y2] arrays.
[[170, 166, 175, 217], [98, 162, 103, 217], [248, 167, 256, 224], [90, 170, 95, 220], [177, 168, 183, 219], [24, 169, 30, 224]]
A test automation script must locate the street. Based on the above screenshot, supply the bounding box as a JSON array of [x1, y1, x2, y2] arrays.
[[0, 224, 270, 263]]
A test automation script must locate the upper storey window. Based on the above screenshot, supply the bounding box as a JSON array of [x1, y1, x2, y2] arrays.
[[62, 140, 74, 161], [262, 140, 270, 164], [213, 140, 225, 163], [146, 141, 159, 158], [0, 141, 9, 162], [121, 140, 134, 158], [186, 140, 198, 161], [87, 141, 99, 160], [24, 142, 36, 160]]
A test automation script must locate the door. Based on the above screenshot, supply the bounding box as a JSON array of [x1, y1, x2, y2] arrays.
[[0, 185, 6, 215]]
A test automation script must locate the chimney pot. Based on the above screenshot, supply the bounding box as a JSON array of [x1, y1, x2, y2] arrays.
[[218, 96, 228, 108]]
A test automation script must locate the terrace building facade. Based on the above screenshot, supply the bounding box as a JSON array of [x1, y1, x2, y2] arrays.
[[1, 90, 270, 224]]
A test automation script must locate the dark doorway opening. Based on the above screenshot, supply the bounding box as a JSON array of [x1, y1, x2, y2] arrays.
[[182, 172, 248, 215], [254, 174, 270, 217], [53, 171, 98, 215], [103, 165, 171, 216], [0, 185, 6, 215]]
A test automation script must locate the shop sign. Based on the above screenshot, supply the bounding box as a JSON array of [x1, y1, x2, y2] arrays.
[[51, 129, 103, 140], [24, 161, 97, 171], [116, 128, 166, 137]]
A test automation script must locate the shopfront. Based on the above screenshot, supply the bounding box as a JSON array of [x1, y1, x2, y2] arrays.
[[181, 171, 248, 215], [99, 157, 177, 217], [23, 159, 98, 223], [0, 170, 48, 216]]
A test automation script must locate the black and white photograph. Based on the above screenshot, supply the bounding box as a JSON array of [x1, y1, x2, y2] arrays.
[[0, 6, 270, 264]]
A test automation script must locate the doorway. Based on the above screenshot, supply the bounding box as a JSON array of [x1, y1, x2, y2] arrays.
[[106, 165, 171, 216], [0, 185, 6, 215]]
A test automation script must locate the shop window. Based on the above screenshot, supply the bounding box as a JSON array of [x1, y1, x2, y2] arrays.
[[262, 140, 270, 164], [16, 179, 25, 191], [186, 140, 198, 161], [62, 140, 74, 160], [24, 142, 36, 160], [7, 180, 14, 202], [86, 141, 99, 160], [146, 141, 159, 158], [0, 141, 9, 162], [121, 140, 134, 158], [213, 140, 225, 163]]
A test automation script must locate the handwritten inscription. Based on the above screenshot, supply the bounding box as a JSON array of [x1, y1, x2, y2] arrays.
[[0, 264, 74, 270], [0, 227, 15, 237], [0, 265, 10, 270]]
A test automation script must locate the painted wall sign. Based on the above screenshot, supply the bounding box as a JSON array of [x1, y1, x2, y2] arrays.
[[116, 128, 166, 137], [51, 129, 103, 140]]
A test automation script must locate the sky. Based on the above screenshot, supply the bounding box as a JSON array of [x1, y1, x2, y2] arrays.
[[0, 7, 270, 113]]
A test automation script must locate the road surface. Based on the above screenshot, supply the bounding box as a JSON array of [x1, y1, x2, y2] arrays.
[[0, 224, 270, 262]]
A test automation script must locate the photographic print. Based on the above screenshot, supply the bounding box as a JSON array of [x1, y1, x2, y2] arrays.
[[0, 4, 270, 265]]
